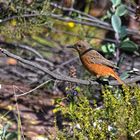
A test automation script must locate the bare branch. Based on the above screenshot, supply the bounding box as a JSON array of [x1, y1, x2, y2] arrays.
[[34, 58, 54, 67], [0, 41, 43, 58], [15, 79, 52, 97], [0, 12, 139, 37], [0, 41, 55, 67], [50, 14, 139, 37], [0, 48, 97, 85], [50, 2, 109, 26], [0, 48, 139, 86]]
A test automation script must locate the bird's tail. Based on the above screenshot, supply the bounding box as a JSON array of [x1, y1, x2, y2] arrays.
[[111, 71, 126, 85]]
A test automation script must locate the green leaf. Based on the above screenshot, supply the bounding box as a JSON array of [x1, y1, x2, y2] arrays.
[[111, 15, 121, 33], [108, 44, 116, 53], [119, 26, 127, 38], [101, 45, 108, 53], [111, 0, 121, 7], [69, 102, 75, 112], [32, 36, 50, 46], [101, 44, 116, 54], [55, 98, 63, 104], [102, 11, 111, 20], [120, 40, 138, 52], [120, 71, 130, 80], [2, 124, 10, 138], [107, 10, 112, 18], [5, 132, 17, 140], [115, 4, 127, 16], [75, 86, 81, 93]]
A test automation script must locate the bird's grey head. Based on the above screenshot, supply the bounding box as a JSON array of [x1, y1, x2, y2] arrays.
[[72, 40, 91, 55]]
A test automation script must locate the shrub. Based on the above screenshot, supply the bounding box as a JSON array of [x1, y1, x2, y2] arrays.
[[55, 85, 140, 140]]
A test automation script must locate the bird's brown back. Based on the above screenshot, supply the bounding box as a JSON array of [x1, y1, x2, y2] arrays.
[[81, 50, 116, 68]]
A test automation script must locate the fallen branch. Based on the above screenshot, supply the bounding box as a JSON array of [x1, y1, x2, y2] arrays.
[[0, 48, 139, 86]]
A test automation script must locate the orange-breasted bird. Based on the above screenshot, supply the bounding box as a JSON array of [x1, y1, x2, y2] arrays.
[[67, 40, 125, 85]]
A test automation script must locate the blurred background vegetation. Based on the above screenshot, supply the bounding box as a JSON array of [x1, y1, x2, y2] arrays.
[[0, 0, 140, 139]]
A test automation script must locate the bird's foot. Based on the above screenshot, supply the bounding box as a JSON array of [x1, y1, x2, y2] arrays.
[[88, 76, 110, 85], [96, 77, 109, 85]]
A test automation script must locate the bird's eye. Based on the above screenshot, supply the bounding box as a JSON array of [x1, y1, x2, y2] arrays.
[[77, 45, 81, 48]]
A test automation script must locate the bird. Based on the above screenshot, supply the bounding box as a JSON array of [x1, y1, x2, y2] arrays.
[[67, 40, 125, 85]]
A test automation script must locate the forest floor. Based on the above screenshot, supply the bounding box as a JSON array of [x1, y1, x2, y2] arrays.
[[0, 78, 58, 139]]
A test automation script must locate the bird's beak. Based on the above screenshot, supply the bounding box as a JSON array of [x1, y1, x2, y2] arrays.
[[66, 45, 75, 48]]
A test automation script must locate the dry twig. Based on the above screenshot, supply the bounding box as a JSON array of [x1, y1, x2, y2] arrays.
[[0, 48, 139, 86]]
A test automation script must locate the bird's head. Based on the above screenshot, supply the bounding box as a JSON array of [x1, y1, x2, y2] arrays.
[[67, 40, 91, 55]]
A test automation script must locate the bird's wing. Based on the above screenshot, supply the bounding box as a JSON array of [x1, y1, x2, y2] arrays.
[[88, 50, 117, 68]]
